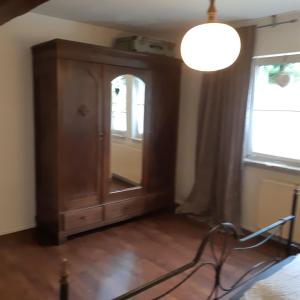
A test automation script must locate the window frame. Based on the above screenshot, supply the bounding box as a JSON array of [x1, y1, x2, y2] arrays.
[[245, 52, 300, 169]]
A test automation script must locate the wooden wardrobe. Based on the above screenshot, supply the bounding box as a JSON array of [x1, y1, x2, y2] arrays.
[[32, 39, 181, 244]]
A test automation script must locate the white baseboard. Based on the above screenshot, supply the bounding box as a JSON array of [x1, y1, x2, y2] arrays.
[[0, 223, 35, 237]]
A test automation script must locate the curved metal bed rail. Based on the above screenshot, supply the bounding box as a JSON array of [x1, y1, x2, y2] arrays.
[[59, 188, 299, 300], [112, 217, 295, 300]]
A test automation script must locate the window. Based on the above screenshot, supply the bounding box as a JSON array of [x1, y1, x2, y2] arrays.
[[246, 54, 300, 167], [111, 75, 145, 139]]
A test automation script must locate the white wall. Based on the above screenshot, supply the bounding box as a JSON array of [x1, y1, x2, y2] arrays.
[[0, 12, 133, 235], [111, 138, 142, 184], [254, 12, 300, 56]]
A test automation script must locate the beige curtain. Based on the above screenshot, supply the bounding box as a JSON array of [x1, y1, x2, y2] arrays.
[[179, 26, 256, 226]]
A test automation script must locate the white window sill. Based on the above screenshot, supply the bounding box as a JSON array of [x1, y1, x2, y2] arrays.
[[244, 158, 300, 175]]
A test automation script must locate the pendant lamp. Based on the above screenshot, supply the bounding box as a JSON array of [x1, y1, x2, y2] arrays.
[[181, 0, 241, 72]]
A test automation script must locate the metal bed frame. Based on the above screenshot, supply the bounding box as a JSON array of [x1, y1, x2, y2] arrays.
[[59, 188, 299, 300]]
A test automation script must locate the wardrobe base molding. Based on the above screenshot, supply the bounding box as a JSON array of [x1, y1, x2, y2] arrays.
[[38, 192, 173, 244]]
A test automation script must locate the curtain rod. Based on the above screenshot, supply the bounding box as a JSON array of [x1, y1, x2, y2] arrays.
[[257, 15, 298, 29]]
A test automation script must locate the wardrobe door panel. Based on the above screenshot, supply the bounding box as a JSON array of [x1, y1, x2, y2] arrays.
[[58, 59, 102, 209], [147, 63, 181, 194], [102, 65, 150, 199]]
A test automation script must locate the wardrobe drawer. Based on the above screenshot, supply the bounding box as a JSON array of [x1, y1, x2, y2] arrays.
[[63, 206, 104, 230], [105, 198, 146, 221]]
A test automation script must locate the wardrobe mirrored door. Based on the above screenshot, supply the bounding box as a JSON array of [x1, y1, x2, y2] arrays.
[[109, 74, 145, 192], [102, 65, 149, 197]]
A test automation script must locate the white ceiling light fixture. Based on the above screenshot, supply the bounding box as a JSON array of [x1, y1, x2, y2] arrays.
[[181, 0, 241, 72]]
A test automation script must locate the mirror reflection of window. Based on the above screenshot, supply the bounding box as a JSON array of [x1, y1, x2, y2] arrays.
[[111, 75, 145, 139], [110, 75, 146, 193], [132, 77, 145, 139], [111, 76, 127, 133]]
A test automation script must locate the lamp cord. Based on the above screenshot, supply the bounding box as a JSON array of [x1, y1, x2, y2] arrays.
[[208, 0, 216, 22]]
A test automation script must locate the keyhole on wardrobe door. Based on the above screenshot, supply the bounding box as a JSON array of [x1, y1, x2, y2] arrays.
[[99, 132, 104, 141], [78, 104, 90, 116]]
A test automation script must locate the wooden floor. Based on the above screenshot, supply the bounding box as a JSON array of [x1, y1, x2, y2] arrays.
[[0, 213, 281, 300]]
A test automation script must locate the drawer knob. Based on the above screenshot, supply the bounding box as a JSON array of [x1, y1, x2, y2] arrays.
[[79, 216, 86, 220]]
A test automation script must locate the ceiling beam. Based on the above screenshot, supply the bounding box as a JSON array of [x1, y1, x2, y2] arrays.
[[0, 0, 49, 25]]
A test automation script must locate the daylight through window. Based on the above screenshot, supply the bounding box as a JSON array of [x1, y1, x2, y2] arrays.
[[111, 75, 145, 139], [247, 54, 300, 166]]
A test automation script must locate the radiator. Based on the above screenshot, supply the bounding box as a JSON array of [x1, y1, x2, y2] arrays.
[[256, 179, 300, 243]]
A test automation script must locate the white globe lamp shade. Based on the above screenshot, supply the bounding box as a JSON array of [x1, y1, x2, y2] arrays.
[[181, 23, 241, 72]]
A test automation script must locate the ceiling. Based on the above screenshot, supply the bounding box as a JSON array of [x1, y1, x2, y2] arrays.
[[33, 0, 300, 32]]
